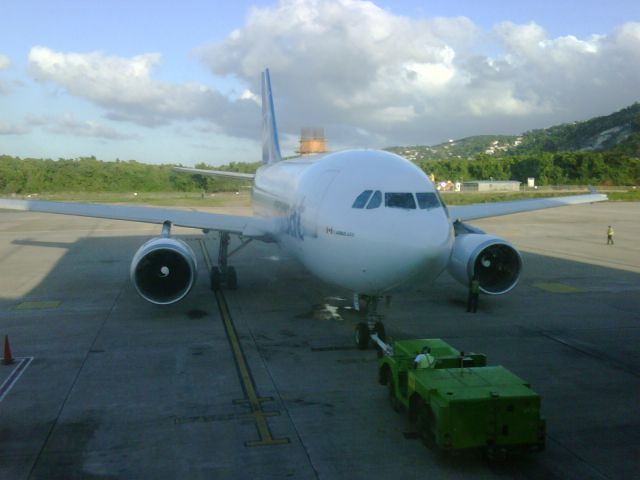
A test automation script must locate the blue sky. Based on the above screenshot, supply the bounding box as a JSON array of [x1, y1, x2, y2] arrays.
[[1, 0, 639, 165]]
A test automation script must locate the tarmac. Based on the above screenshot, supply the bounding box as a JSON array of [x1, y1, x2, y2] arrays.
[[0, 201, 638, 479]]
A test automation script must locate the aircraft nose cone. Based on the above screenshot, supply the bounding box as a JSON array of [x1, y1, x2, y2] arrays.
[[412, 215, 453, 275], [369, 212, 452, 290]]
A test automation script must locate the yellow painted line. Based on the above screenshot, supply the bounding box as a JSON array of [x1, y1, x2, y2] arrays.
[[215, 289, 289, 446], [13, 300, 61, 310], [199, 239, 288, 447], [199, 238, 213, 269], [534, 282, 584, 293]]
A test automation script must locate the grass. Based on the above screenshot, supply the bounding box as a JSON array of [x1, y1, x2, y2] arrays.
[[441, 187, 639, 204], [19, 190, 252, 208], [12, 187, 638, 207], [606, 189, 640, 201]]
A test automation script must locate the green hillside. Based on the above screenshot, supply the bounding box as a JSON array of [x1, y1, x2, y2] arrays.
[[387, 135, 521, 161], [513, 103, 640, 156]]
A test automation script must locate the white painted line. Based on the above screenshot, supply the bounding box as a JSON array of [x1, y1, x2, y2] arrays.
[[0, 357, 34, 403]]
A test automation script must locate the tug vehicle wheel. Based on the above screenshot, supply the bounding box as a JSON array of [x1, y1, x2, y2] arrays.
[[388, 378, 401, 412], [417, 402, 436, 446]]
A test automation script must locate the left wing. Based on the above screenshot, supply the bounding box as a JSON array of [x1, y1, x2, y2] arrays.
[[0, 198, 273, 239], [447, 191, 608, 222], [173, 166, 255, 180]]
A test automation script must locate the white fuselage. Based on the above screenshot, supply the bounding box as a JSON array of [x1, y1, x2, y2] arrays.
[[252, 149, 454, 294]]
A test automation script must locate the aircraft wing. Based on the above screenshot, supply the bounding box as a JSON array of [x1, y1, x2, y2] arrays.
[[447, 192, 608, 222], [0, 198, 273, 239], [173, 166, 255, 180]]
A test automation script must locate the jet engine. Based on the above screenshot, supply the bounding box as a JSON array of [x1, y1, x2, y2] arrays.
[[130, 237, 197, 304], [448, 234, 522, 295]]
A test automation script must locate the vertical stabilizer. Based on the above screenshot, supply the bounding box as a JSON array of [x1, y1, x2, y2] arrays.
[[261, 69, 283, 164]]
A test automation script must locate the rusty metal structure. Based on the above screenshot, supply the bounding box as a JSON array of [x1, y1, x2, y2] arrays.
[[298, 127, 327, 154]]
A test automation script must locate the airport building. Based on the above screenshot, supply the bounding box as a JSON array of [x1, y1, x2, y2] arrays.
[[462, 180, 521, 192]]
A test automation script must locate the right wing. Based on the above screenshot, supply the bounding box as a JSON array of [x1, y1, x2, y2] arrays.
[[0, 198, 273, 239], [447, 191, 608, 222]]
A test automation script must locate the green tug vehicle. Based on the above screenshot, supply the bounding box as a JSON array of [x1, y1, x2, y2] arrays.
[[377, 338, 545, 458]]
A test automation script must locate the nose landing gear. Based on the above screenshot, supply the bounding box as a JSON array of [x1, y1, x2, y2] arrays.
[[354, 295, 387, 350]]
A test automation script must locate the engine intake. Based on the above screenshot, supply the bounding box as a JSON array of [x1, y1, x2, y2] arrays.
[[448, 234, 522, 295], [130, 237, 197, 304]]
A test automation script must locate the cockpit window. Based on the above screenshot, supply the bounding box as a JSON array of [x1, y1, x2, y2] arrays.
[[385, 192, 416, 209], [352, 190, 373, 208], [366, 190, 382, 209], [416, 192, 440, 210]]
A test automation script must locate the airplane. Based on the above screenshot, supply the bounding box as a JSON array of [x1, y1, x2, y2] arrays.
[[0, 69, 608, 349]]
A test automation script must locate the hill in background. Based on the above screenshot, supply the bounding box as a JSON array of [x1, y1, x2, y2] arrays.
[[386, 103, 640, 161]]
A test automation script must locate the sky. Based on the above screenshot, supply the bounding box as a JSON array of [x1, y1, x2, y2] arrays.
[[1, 0, 639, 166]]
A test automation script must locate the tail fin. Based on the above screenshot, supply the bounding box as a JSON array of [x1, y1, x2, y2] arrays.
[[261, 69, 282, 164]]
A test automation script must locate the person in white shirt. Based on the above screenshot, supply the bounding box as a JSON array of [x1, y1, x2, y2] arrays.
[[414, 346, 435, 369]]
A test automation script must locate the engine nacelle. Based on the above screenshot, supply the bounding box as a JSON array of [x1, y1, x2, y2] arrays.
[[130, 237, 197, 305], [448, 234, 522, 295]]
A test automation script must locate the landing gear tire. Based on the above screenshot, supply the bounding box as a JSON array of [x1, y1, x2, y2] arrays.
[[388, 378, 401, 412], [355, 322, 369, 350], [210, 267, 221, 291], [227, 266, 238, 290], [417, 402, 436, 447], [485, 447, 508, 462], [210, 266, 238, 291]]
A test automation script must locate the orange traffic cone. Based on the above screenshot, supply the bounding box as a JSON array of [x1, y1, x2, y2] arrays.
[[3, 335, 14, 365]]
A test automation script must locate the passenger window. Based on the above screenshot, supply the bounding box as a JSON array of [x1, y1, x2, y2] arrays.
[[352, 190, 372, 208], [416, 192, 440, 209], [366, 190, 382, 209], [385, 192, 416, 209]]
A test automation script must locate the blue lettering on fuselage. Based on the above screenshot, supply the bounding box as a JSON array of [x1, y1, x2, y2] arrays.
[[285, 204, 304, 241]]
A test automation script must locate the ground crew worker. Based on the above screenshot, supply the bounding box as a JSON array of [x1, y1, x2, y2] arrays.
[[607, 225, 614, 245], [414, 346, 435, 369], [467, 274, 480, 313]]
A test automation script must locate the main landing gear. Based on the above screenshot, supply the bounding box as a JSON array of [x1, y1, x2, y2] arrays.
[[209, 232, 251, 291], [354, 295, 387, 350]]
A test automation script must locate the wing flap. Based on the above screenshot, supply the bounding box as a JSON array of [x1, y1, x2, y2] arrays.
[[447, 192, 608, 222], [0, 198, 273, 238]]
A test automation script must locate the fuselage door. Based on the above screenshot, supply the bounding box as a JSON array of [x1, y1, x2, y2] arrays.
[[301, 169, 339, 239]]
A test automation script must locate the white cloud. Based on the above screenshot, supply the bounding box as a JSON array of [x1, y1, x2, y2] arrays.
[[22, 2, 640, 150], [0, 53, 12, 94], [0, 54, 10, 70], [24, 112, 139, 140], [485, 21, 640, 120], [194, 0, 640, 145], [0, 122, 29, 135], [50, 114, 139, 140], [25, 113, 138, 140], [27, 46, 258, 136], [196, 0, 475, 134]]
